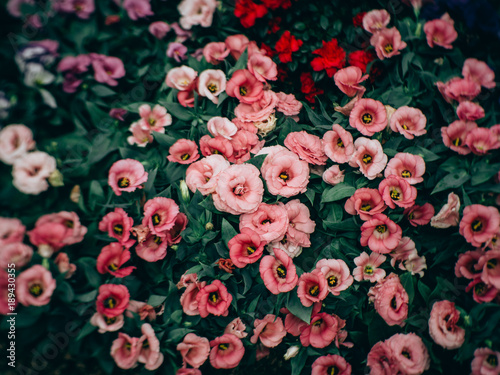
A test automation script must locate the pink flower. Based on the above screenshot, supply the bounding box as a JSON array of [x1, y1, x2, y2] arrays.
[[378, 175, 418, 209], [196, 280, 232, 318], [99, 208, 135, 247], [203, 42, 230, 64], [228, 228, 266, 268], [96, 243, 136, 278], [138, 104, 172, 132], [57, 54, 91, 74], [349, 98, 387, 136], [431, 192, 461, 228], [127, 122, 153, 147], [247, 53, 278, 82], [405, 203, 435, 227], [209, 334, 245, 369], [90, 312, 124, 333], [121, 0, 153, 20], [198, 69, 226, 104], [387, 333, 430, 374], [234, 90, 279, 123], [334, 66, 368, 97], [239, 202, 289, 243], [312, 354, 352, 375], [284, 200, 316, 248], [135, 233, 168, 262], [250, 314, 286, 347], [259, 248, 298, 294], [478, 250, 500, 289], [224, 317, 248, 338], [90, 53, 125, 86], [227, 128, 263, 164], [384, 153, 425, 185], [466, 127, 499, 155], [165, 213, 188, 245], [467, 277, 498, 303], [360, 214, 402, 254], [167, 42, 188, 62], [178, 0, 217, 29], [207, 117, 238, 140], [455, 249, 484, 279], [316, 259, 353, 295], [212, 164, 264, 215], [180, 278, 206, 316], [110, 333, 141, 369], [0, 124, 35, 165], [142, 197, 180, 235], [389, 236, 417, 269], [276, 92, 302, 116], [362, 9, 390, 33], [441, 120, 478, 155], [368, 273, 409, 326], [148, 21, 170, 39], [322, 165, 345, 185], [345, 188, 387, 221], [429, 300, 465, 350], [261, 147, 309, 197], [177, 368, 201, 375], [126, 300, 158, 321], [457, 101, 485, 122], [54, 252, 76, 279], [463, 58, 496, 89], [165, 66, 198, 91], [297, 270, 329, 307], [108, 159, 148, 196], [284, 131, 327, 165], [225, 34, 250, 60], [200, 135, 233, 159], [226, 69, 264, 104], [55, 0, 95, 19], [177, 333, 210, 368], [0, 242, 32, 269], [389, 106, 427, 139], [28, 211, 87, 251], [12, 151, 57, 195], [96, 284, 130, 318], [16, 265, 56, 307], [0, 217, 25, 247], [370, 27, 407, 60], [167, 139, 200, 164], [300, 312, 339, 349], [349, 137, 388, 180], [424, 14, 458, 49], [185, 154, 230, 195], [138, 324, 164, 370], [367, 340, 397, 375], [471, 348, 500, 375], [353, 251, 386, 282], [437, 77, 481, 103], [460, 205, 500, 247]]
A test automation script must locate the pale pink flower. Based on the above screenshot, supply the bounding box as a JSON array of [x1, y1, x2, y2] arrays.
[[0, 124, 36, 165], [203, 42, 230, 64], [389, 236, 417, 270], [322, 165, 345, 185], [384, 152, 425, 185], [424, 14, 458, 49], [239, 202, 289, 243], [456, 101, 485, 122], [110, 333, 141, 369], [207, 117, 238, 139], [334, 96, 359, 117], [199, 135, 233, 159], [463, 58, 496, 89], [368, 274, 409, 326], [466, 127, 499, 155], [316, 259, 353, 295], [138, 324, 164, 370], [234, 90, 279, 123], [121, 0, 153, 20], [441, 120, 478, 155], [198, 69, 226, 104], [250, 314, 286, 348], [54, 252, 76, 278], [350, 98, 387, 136], [436, 77, 481, 103], [387, 333, 430, 373], [247, 53, 278, 82], [167, 139, 200, 164], [404, 253, 427, 277], [185, 154, 230, 195], [108, 159, 148, 196], [428, 300, 465, 350], [360, 214, 402, 254], [127, 122, 153, 147], [370, 27, 407, 60], [138, 104, 172, 132], [285, 200, 315, 247], [224, 317, 248, 339], [178, 0, 217, 29], [389, 106, 427, 139], [431, 192, 460, 228], [12, 151, 57, 195], [0, 243, 33, 269], [148, 21, 170, 39], [165, 66, 198, 91], [17, 265, 56, 307], [323, 124, 354, 164], [275, 92, 302, 116], [225, 34, 250, 60], [0, 217, 25, 247], [349, 137, 388, 180], [90, 312, 124, 333], [471, 348, 500, 375], [353, 252, 386, 282], [284, 131, 327, 165], [362, 9, 390, 34], [266, 236, 302, 259], [177, 333, 210, 368], [334, 66, 368, 97]]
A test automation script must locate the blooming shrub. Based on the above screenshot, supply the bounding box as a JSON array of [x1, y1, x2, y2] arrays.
[[1, 0, 500, 374]]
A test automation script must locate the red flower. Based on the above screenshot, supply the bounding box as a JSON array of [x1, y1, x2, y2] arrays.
[[353, 12, 367, 27], [262, 0, 292, 10], [310, 39, 346, 77], [260, 43, 277, 58], [275, 31, 303, 63], [234, 0, 268, 28], [347, 50, 376, 74], [267, 16, 281, 34], [300, 72, 324, 103]]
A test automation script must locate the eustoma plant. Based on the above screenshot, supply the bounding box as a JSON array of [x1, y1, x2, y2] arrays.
[[1, 0, 500, 374]]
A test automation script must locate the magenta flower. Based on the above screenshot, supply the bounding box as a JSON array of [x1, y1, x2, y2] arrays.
[[90, 53, 125, 86], [167, 42, 188, 62]]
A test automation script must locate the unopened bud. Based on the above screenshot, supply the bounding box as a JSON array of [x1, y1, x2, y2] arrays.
[[70, 185, 81, 203], [180, 180, 190, 202], [48, 169, 64, 187], [205, 222, 214, 231], [284, 346, 300, 360], [38, 244, 54, 259]]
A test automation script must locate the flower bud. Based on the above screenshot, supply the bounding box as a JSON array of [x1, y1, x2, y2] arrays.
[[205, 222, 214, 231], [180, 180, 190, 202], [284, 345, 300, 360], [48, 169, 64, 187]]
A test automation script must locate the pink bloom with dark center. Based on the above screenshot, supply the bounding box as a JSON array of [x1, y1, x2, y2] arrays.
[[370, 27, 407, 60], [353, 251, 386, 282], [167, 139, 200, 164], [349, 137, 388, 180], [207, 117, 238, 139], [138, 104, 172, 132], [457, 101, 485, 121], [185, 154, 230, 195], [250, 314, 286, 348], [378, 175, 418, 209], [384, 153, 425, 185], [167, 42, 188, 62], [138, 323, 164, 370], [389, 106, 427, 139], [362, 9, 390, 33], [334, 66, 368, 97], [96, 243, 136, 278], [198, 69, 226, 104], [441, 120, 478, 155], [99, 208, 135, 247], [212, 164, 264, 215], [127, 122, 153, 147], [12, 151, 57, 195], [367, 340, 397, 375], [142, 197, 180, 236], [110, 333, 141, 369], [455, 249, 484, 279], [239, 202, 289, 243], [429, 300, 465, 350], [463, 58, 496, 89], [431, 192, 461, 228], [203, 42, 230, 64], [199, 135, 234, 159], [300, 313, 340, 349], [16, 265, 56, 307], [323, 165, 345, 185], [297, 269, 329, 307], [209, 334, 245, 369], [349, 98, 387, 136], [284, 131, 327, 165], [467, 277, 498, 303], [345, 188, 387, 221], [276, 92, 302, 116], [108, 159, 148, 196], [404, 203, 435, 227], [312, 354, 352, 375], [466, 127, 499, 155], [471, 348, 500, 375], [177, 333, 210, 368], [90, 53, 125, 86], [165, 66, 198, 91], [90, 312, 124, 333], [0, 124, 36, 165], [226, 69, 264, 104], [477, 250, 500, 289], [259, 248, 298, 294], [424, 14, 458, 49], [148, 21, 170, 39], [228, 227, 266, 268], [316, 258, 353, 295], [360, 214, 402, 254], [368, 273, 409, 326], [165, 213, 188, 245], [135, 232, 168, 262], [247, 53, 278, 82], [96, 284, 130, 318], [196, 280, 232, 318], [459, 205, 500, 247]]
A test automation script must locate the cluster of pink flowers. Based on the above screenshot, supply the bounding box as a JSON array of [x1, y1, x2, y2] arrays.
[[362, 10, 407, 60], [127, 104, 173, 147]]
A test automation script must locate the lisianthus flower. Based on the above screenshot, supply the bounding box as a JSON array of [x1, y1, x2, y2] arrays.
[[259, 248, 298, 294], [203, 42, 230, 64], [378, 175, 418, 209], [311, 354, 352, 375], [300, 313, 339, 349], [0, 124, 35, 165], [135, 232, 168, 262], [185, 154, 230, 195], [389, 106, 427, 139], [370, 27, 407, 60], [165, 213, 188, 245], [110, 333, 141, 369], [247, 53, 278, 82], [353, 251, 387, 283], [234, 90, 279, 123], [276, 92, 302, 116], [334, 66, 368, 97], [138, 324, 164, 370], [300, 72, 324, 103], [285, 200, 315, 247], [367, 340, 397, 374], [349, 137, 388, 180], [404, 203, 435, 227], [250, 314, 286, 348], [349, 98, 387, 136], [429, 300, 465, 350], [178, 0, 217, 29], [148, 21, 170, 39], [97, 243, 136, 278], [196, 280, 232, 318], [284, 131, 327, 165], [457, 101, 485, 122], [239, 202, 289, 243], [437, 77, 481, 103], [442, 120, 479, 154], [362, 9, 390, 33], [207, 117, 238, 140], [297, 269, 329, 307], [209, 334, 245, 369], [138, 104, 172, 133], [167, 139, 200, 164], [322, 165, 345, 185], [275, 31, 303, 64], [108, 159, 148, 196], [167, 42, 188, 62], [12, 151, 57, 195], [165, 66, 198, 91], [199, 135, 233, 159], [198, 69, 226, 104], [467, 277, 498, 303], [360, 214, 402, 254], [471, 348, 500, 375], [127, 122, 153, 147], [431, 192, 460, 228], [126, 300, 158, 321], [226, 69, 263, 104], [142, 197, 180, 235], [387, 333, 430, 374], [225, 34, 250, 60], [266, 235, 302, 259], [180, 276, 206, 316], [89, 53, 125, 86], [177, 333, 210, 369], [463, 58, 496, 89], [315, 259, 353, 295], [459, 204, 500, 247], [384, 153, 425, 185], [455, 249, 484, 279], [477, 250, 500, 289], [368, 273, 409, 326], [228, 227, 266, 268], [323, 124, 354, 164], [0, 242, 32, 269], [345, 188, 387, 221], [55, 0, 95, 19], [466, 127, 499, 155], [389, 236, 417, 269], [0, 217, 25, 247], [424, 13, 458, 49], [16, 265, 56, 307], [224, 317, 248, 339], [99, 208, 135, 247], [96, 284, 130, 318], [227, 128, 263, 164], [90, 312, 124, 333]]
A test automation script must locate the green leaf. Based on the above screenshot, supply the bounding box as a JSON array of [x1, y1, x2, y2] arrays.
[[147, 295, 167, 306], [404, 146, 441, 162], [221, 218, 238, 246], [91, 85, 117, 97], [121, 101, 152, 113], [432, 170, 470, 194], [302, 101, 328, 126], [470, 161, 500, 186], [88, 180, 105, 211], [56, 281, 74, 303], [286, 292, 313, 324], [418, 280, 431, 303], [167, 328, 195, 342], [228, 49, 248, 76], [400, 273, 415, 305], [76, 321, 97, 341], [157, 101, 195, 121], [320, 15, 329, 30], [291, 348, 308, 375], [321, 183, 356, 203]]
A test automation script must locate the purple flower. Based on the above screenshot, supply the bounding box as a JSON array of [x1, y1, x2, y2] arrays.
[[167, 43, 188, 62]]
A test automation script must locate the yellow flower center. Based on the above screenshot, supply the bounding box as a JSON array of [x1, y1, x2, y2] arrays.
[[118, 177, 130, 188], [247, 246, 256, 255], [104, 297, 116, 309], [309, 285, 319, 297], [181, 153, 190, 161], [240, 86, 248, 96], [390, 190, 401, 200], [29, 283, 43, 297], [376, 224, 387, 234], [113, 224, 123, 235], [207, 83, 218, 93], [360, 203, 371, 211], [384, 44, 394, 53], [152, 214, 161, 225], [276, 265, 287, 279], [364, 265, 374, 275], [401, 170, 411, 178], [362, 154, 372, 164], [362, 113, 373, 124], [471, 219, 483, 232]]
